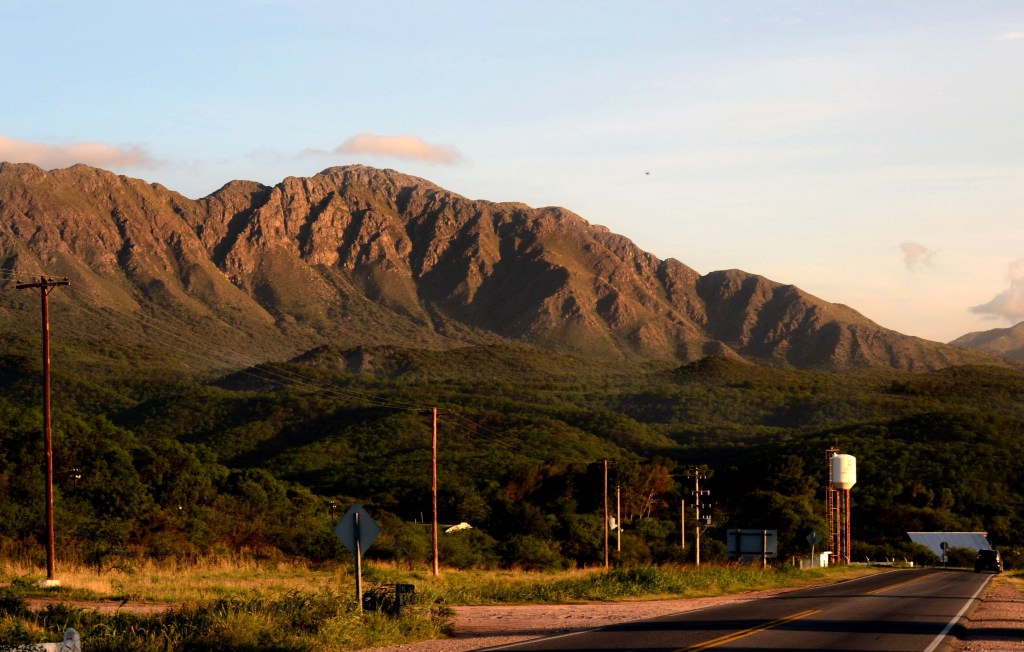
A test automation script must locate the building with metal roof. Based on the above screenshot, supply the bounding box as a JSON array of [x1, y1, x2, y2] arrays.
[[907, 532, 991, 558]]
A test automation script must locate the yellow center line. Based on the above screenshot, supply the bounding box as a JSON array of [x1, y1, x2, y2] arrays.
[[674, 609, 822, 652], [867, 573, 931, 595]]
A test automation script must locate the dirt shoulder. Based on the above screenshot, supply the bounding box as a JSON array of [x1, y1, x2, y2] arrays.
[[952, 574, 1024, 652]]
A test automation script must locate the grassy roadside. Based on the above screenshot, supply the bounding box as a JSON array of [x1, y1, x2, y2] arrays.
[[374, 564, 881, 605], [0, 559, 881, 651], [988, 570, 1024, 596]]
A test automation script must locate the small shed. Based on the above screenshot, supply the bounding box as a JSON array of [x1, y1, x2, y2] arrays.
[[907, 532, 991, 558]]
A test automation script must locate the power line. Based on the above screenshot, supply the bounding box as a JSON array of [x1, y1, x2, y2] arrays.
[[4, 267, 583, 421], [2, 270, 549, 460], [42, 290, 428, 411]]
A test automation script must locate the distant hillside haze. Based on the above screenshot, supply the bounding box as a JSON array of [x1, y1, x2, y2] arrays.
[[0, 162, 1002, 372], [951, 321, 1024, 362]]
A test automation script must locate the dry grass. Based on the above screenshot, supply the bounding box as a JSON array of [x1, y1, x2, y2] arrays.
[[362, 562, 886, 607], [999, 570, 1024, 592], [1, 558, 883, 606], [0, 554, 352, 604]]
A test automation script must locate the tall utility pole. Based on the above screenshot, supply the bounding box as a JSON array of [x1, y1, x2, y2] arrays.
[[16, 276, 69, 585], [603, 459, 609, 568], [680, 499, 685, 549], [692, 467, 711, 567], [616, 484, 621, 553], [431, 408, 439, 577]]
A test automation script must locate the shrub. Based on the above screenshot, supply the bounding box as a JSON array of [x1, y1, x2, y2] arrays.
[[498, 535, 567, 571], [440, 529, 499, 570], [944, 547, 977, 568]]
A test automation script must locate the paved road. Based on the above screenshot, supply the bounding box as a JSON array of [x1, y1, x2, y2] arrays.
[[482, 569, 992, 651]]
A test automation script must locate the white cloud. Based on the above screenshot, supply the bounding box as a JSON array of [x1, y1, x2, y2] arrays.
[[970, 259, 1024, 322], [331, 134, 462, 164], [995, 31, 1024, 40], [900, 241, 936, 270], [0, 135, 155, 169]]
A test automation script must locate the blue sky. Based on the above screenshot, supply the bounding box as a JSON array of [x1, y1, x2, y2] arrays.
[[2, 1, 1022, 342]]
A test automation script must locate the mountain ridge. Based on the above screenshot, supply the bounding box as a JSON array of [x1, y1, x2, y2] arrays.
[[951, 321, 1024, 362], [0, 162, 1002, 373]]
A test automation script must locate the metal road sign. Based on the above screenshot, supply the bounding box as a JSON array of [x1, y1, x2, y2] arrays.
[[807, 531, 823, 547], [728, 529, 778, 560], [334, 503, 381, 555], [334, 503, 381, 613]]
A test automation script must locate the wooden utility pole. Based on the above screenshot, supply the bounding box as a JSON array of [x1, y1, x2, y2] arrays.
[[16, 276, 69, 584], [681, 499, 686, 549], [432, 408, 439, 577], [692, 467, 710, 568], [694, 471, 702, 567], [616, 484, 621, 553], [603, 459, 609, 568]]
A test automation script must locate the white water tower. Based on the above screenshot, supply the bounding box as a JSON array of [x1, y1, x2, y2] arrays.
[[830, 454, 857, 490], [826, 449, 855, 566]]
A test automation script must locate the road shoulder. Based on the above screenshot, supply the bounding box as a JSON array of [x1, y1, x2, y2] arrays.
[[953, 574, 1024, 652], [362, 587, 800, 652]]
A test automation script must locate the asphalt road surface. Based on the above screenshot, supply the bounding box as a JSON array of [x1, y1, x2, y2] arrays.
[[482, 569, 992, 652]]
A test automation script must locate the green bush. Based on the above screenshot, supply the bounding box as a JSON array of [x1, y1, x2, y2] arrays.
[[440, 529, 499, 570], [998, 546, 1024, 570], [498, 535, 567, 571], [944, 547, 978, 568]]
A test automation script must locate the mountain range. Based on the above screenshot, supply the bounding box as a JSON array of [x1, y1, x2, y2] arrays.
[[0, 162, 1006, 373]]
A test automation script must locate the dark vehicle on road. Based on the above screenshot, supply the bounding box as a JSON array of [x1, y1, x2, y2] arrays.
[[974, 548, 1003, 573]]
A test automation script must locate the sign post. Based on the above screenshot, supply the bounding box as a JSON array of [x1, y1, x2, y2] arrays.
[[807, 530, 822, 566], [334, 503, 380, 612], [727, 529, 778, 563]]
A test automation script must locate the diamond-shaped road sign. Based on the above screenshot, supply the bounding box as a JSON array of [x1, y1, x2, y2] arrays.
[[334, 503, 380, 555]]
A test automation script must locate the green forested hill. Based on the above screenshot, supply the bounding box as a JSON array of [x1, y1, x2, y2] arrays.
[[1, 345, 1022, 570]]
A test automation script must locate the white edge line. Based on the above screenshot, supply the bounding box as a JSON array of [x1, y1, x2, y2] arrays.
[[476, 626, 609, 652], [922, 574, 993, 652]]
